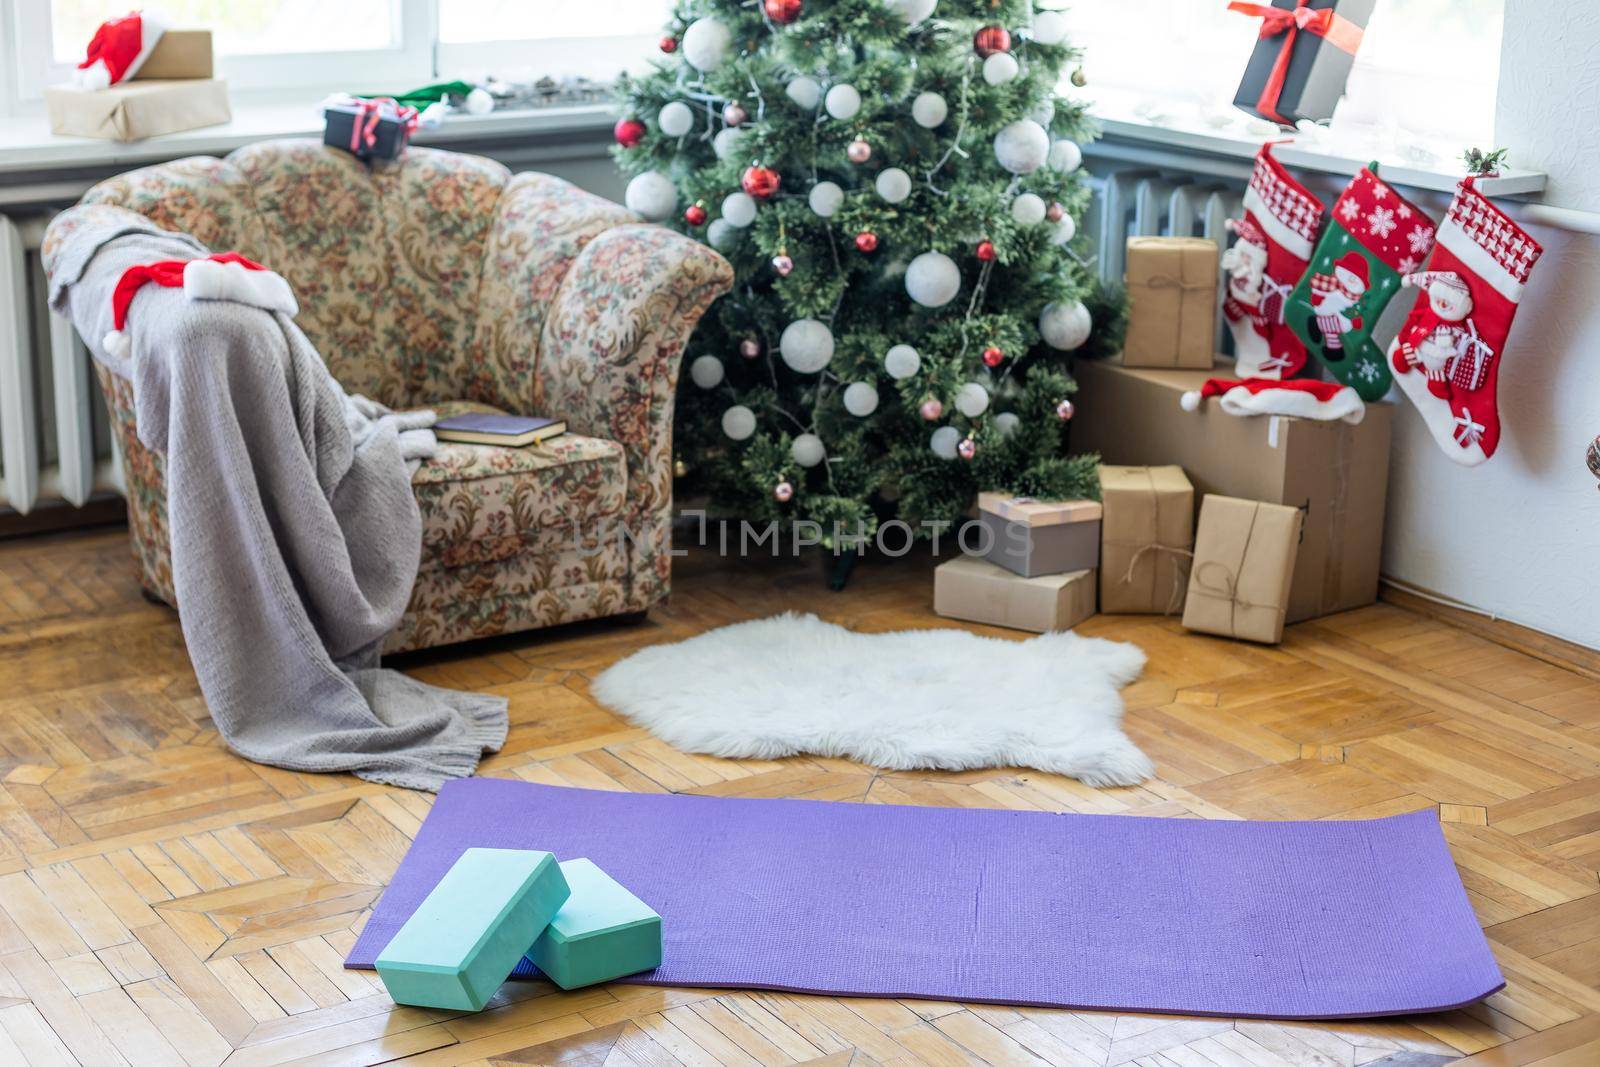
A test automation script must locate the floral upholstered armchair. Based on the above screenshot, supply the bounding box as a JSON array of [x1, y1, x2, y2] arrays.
[[47, 140, 732, 652]]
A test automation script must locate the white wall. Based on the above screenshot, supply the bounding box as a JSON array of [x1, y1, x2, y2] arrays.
[[1380, 0, 1600, 648]]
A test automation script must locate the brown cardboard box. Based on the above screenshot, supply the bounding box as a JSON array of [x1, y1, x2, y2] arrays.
[[135, 30, 214, 80], [1123, 237, 1218, 369], [1183, 495, 1303, 644], [46, 79, 230, 141], [1099, 466, 1194, 614], [934, 556, 1096, 633], [976, 493, 1101, 578], [1070, 359, 1392, 624]]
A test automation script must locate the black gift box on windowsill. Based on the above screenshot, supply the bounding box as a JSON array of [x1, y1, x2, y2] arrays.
[[323, 100, 415, 162], [1230, 0, 1376, 128]]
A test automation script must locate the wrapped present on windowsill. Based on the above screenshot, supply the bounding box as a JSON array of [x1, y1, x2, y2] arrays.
[[324, 96, 420, 162], [1228, 0, 1376, 127]]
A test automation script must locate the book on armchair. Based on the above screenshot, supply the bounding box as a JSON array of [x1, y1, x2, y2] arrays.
[[433, 413, 567, 447]]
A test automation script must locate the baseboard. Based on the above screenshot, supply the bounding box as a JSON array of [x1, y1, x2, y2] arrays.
[[0, 499, 127, 540], [1379, 579, 1600, 682]]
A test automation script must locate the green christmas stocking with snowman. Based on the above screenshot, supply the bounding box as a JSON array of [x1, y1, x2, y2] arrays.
[[1286, 164, 1437, 400]]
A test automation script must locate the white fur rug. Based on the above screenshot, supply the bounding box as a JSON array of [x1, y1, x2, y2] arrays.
[[591, 613, 1153, 787]]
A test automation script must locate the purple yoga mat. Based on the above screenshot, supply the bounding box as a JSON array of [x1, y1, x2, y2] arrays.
[[346, 779, 1502, 1019]]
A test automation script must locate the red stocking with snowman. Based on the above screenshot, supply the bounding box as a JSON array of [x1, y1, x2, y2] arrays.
[[1387, 177, 1543, 466], [1221, 143, 1324, 379]]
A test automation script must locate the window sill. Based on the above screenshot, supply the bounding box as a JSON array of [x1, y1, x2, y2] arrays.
[[1083, 93, 1546, 199]]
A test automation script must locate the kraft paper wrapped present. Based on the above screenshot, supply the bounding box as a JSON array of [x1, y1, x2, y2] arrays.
[[977, 492, 1102, 578], [135, 30, 214, 80], [934, 556, 1095, 634], [1182, 496, 1303, 645], [1099, 466, 1194, 615], [1123, 237, 1219, 369], [46, 79, 231, 141]]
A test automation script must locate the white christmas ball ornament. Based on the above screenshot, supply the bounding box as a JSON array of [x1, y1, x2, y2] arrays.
[[1011, 192, 1047, 225], [824, 83, 861, 120], [706, 218, 739, 250], [994, 412, 1021, 437], [785, 76, 822, 110], [843, 382, 880, 417], [791, 433, 826, 468], [993, 120, 1051, 175], [657, 101, 693, 137], [1049, 139, 1083, 173], [1040, 300, 1093, 350], [1028, 99, 1054, 127], [955, 382, 990, 418], [808, 180, 844, 218], [712, 127, 745, 161], [875, 168, 912, 204], [464, 87, 495, 115], [689, 355, 725, 389], [983, 52, 1020, 86], [681, 18, 732, 71], [722, 405, 756, 441], [887, 0, 937, 25], [1032, 11, 1069, 46], [721, 191, 757, 228], [884, 344, 921, 380], [779, 318, 835, 373], [1050, 213, 1078, 246], [624, 171, 676, 221], [911, 91, 948, 128], [905, 251, 961, 308], [930, 426, 962, 460]]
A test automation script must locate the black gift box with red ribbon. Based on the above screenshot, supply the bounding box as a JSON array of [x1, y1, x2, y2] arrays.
[[323, 98, 418, 162], [1229, 0, 1376, 128]]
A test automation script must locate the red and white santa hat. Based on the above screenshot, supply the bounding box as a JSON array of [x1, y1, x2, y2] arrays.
[[103, 252, 299, 359], [73, 9, 170, 90], [1179, 377, 1365, 424]]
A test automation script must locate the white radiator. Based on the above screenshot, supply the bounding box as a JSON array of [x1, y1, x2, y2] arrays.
[[0, 153, 1245, 520], [0, 211, 123, 516]]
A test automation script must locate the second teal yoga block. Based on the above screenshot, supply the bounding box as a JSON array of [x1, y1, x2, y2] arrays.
[[529, 858, 663, 989], [375, 847, 570, 1010]]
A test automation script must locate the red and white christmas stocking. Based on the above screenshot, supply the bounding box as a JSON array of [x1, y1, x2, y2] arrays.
[[73, 10, 169, 90], [1221, 143, 1324, 379], [1386, 177, 1543, 466], [103, 252, 299, 358]]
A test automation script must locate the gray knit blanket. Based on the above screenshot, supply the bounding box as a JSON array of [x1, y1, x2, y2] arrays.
[[48, 212, 506, 790]]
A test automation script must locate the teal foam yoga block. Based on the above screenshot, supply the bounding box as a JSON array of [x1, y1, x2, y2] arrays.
[[376, 848, 569, 1010], [529, 858, 663, 989]]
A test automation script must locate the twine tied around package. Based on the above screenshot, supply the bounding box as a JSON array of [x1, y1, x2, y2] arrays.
[[1119, 543, 1195, 616], [1141, 274, 1216, 293]]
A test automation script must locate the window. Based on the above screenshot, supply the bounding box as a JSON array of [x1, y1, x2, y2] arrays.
[[3, 0, 657, 112], [1066, 0, 1504, 164]]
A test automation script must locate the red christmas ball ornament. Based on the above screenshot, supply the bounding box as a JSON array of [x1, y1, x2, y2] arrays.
[[613, 118, 646, 147], [1046, 201, 1065, 223], [846, 138, 872, 164], [957, 435, 977, 461], [659, 35, 678, 53], [771, 253, 794, 276], [974, 25, 1012, 58], [683, 202, 708, 226], [739, 337, 761, 359], [1056, 398, 1076, 421], [976, 239, 996, 262], [764, 0, 803, 24], [982, 345, 1004, 368], [854, 231, 879, 253], [741, 164, 781, 200], [722, 102, 748, 127], [920, 398, 944, 421], [774, 479, 795, 502]]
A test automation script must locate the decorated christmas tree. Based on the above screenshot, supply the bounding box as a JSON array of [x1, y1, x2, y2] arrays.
[[614, 0, 1119, 543]]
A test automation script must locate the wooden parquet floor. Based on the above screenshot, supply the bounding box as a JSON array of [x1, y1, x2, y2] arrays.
[[1, 527, 1599, 1067]]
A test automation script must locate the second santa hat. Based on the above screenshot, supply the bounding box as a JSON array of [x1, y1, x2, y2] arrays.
[[73, 10, 170, 90], [103, 252, 299, 358], [1179, 376, 1365, 424]]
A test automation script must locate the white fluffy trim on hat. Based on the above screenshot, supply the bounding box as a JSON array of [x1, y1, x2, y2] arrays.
[[183, 259, 299, 317], [1181, 380, 1366, 424]]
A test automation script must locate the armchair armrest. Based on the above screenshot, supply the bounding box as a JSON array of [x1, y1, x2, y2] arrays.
[[538, 223, 732, 605]]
